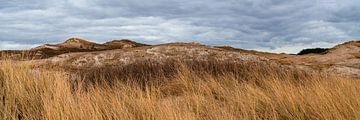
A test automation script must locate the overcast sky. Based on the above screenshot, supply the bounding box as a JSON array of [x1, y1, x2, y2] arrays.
[[0, 0, 359, 53]]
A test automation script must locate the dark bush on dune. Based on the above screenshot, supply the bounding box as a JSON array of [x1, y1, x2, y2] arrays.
[[297, 48, 329, 55]]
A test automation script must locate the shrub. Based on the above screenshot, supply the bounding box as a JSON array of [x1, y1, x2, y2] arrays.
[[297, 48, 329, 55]]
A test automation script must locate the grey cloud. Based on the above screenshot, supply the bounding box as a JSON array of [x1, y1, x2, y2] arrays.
[[0, 0, 360, 53]]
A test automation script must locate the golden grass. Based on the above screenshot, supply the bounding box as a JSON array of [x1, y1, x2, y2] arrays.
[[1, 60, 360, 120], [352, 52, 360, 58]]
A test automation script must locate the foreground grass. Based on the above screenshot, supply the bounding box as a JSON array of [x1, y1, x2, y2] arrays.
[[1, 61, 360, 120]]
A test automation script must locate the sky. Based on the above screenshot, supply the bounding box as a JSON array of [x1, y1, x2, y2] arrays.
[[0, 0, 360, 53]]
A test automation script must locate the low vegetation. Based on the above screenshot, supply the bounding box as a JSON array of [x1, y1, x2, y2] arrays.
[[1, 60, 360, 120], [297, 48, 329, 55]]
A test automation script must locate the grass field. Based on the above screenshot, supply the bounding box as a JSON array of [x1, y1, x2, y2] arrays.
[[1, 60, 360, 120]]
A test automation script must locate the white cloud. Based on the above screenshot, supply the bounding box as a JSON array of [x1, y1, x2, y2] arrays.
[[256, 42, 337, 54], [0, 41, 38, 50]]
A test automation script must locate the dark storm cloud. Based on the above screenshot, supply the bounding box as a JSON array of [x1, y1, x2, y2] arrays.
[[0, 0, 359, 53]]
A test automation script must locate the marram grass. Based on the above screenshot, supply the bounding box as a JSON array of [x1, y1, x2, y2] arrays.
[[1, 60, 360, 120]]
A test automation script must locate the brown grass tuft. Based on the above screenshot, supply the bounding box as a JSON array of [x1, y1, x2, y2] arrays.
[[1, 60, 360, 119], [352, 52, 360, 58]]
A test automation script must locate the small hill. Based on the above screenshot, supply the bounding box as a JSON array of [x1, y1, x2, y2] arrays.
[[31, 38, 104, 51], [64, 38, 94, 44], [104, 39, 149, 49], [61, 38, 101, 49], [25, 38, 147, 59]]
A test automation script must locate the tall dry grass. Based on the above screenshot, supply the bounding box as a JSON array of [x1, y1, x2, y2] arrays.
[[1, 60, 360, 120]]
